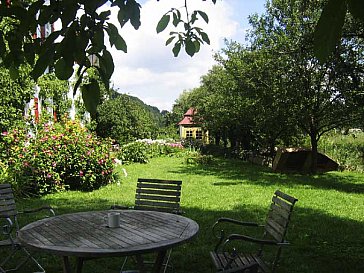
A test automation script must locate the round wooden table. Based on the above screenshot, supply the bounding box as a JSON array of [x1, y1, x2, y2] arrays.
[[18, 210, 199, 273]]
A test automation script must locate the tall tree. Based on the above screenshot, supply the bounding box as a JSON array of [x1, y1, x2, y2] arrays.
[[248, 0, 364, 172], [96, 94, 158, 143]]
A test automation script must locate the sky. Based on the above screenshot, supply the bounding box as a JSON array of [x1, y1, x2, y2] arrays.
[[108, 0, 267, 111]]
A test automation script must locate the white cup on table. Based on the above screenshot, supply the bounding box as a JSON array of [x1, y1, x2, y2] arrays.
[[105, 212, 120, 228]]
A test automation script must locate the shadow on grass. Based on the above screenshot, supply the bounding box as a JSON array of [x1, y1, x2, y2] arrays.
[[172, 157, 364, 194], [7, 195, 363, 273]]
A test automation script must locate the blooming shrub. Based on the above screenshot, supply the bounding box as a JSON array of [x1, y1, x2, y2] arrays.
[[0, 119, 114, 195], [118, 141, 149, 164], [116, 139, 185, 164]]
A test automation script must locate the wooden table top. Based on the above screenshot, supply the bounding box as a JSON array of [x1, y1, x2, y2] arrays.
[[18, 210, 199, 258]]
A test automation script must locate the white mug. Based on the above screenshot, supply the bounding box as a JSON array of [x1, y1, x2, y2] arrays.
[[106, 212, 120, 228]]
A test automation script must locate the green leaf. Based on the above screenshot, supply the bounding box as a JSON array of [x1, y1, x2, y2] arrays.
[[99, 10, 111, 21], [191, 11, 198, 24], [92, 27, 105, 52], [156, 14, 170, 33], [98, 49, 114, 85], [193, 40, 201, 53], [0, 32, 6, 56], [197, 10, 209, 23], [172, 12, 179, 27], [166, 36, 175, 46], [118, 7, 129, 28], [185, 39, 196, 57], [128, 0, 141, 30], [9, 65, 19, 80], [107, 23, 127, 52], [348, 0, 364, 22], [32, 49, 54, 80], [73, 66, 86, 96], [200, 32, 210, 45], [314, 0, 347, 63], [81, 79, 100, 119], [24, 43, 35, 64], [55, 58, 74, 80], [60, 3, 78, 28], [172, 42, 181, 57]]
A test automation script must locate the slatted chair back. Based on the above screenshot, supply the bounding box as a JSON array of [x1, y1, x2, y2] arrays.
[[263, 190, 298, 243], [0, 184, 17, 219], [134, 178, 182, 214], [261, 190, 298, 272]]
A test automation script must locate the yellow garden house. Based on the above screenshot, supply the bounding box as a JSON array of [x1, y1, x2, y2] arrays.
[[178, 108, 209, 143]]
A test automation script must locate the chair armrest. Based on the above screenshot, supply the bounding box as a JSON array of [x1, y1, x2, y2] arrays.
[[2, 217, 14, 235], [226, 233, 290, 246], [18, 205, 55, 217], [212, 217, 263, 240], [216, 217, 261, 227]]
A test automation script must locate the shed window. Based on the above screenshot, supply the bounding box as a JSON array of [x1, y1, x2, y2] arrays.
[[196, 130, 203, 140]]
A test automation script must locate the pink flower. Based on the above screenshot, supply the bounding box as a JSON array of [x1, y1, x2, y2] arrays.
[[79, 171, 84, 177], [1, 131, 8, 136]]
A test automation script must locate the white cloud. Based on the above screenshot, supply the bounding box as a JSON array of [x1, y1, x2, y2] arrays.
[[108, 0, 239, 111]]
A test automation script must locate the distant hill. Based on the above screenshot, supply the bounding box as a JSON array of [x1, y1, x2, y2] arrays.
[[110, 91, 164, 127]]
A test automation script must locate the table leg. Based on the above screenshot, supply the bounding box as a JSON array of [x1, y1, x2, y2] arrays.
[[76, 257, 84, 273], [152, 250, 167, 273], [63, 256, 72, 273], [135, 255, 146, 273]]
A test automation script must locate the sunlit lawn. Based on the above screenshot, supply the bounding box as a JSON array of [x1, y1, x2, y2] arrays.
[[6, 156, 364, 273]]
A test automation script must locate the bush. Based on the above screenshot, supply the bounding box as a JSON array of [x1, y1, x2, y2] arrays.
[[118, 141, 149, 164], [319, 132, 364, 172], [116, 139, 186, 164], [0, 119, 114, 195]]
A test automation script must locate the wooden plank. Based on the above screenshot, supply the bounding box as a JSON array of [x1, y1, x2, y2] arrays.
[[270, 203, 290, 219], [137, 178, 182, 185], [137, 183, 181, 191], [0, 184, 12, 189], [0, 199, 16, 206], [264, 223, 283, 242], [272, 196, 292, 213], [0, 204, 17, 215], [267, 211, 288, 229], [266, 218, 285, 238], [0, 189, 13, 195], [275, 190, 297, 204], [135, 189, 181, 196], [135, 200, 179, 209], [136, 194, 180, 202]]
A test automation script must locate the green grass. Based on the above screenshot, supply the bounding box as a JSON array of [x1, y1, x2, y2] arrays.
[[3, 156, 364, 273]]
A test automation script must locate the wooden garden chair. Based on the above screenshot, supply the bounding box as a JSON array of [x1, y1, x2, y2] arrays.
[[0, 183, 55, 273], [112, 178, 183, 273], [210, 190, 298, 273]]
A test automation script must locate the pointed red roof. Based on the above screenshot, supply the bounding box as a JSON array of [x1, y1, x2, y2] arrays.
[[178, 108, 197, 125]]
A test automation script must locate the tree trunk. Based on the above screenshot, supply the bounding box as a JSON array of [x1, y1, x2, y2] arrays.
[[310, 133, 318, 174]]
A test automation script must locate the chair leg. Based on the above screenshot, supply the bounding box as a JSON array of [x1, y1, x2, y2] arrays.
[[0, 246, 45, 273], [22, 247, 46, 273], [162, 249, 173, 273]]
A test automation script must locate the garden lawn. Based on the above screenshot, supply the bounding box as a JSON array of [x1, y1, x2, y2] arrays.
[[5, 156, 364, 273]]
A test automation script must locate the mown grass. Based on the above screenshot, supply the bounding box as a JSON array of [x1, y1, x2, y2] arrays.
[[4, 156, 364, 273]]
